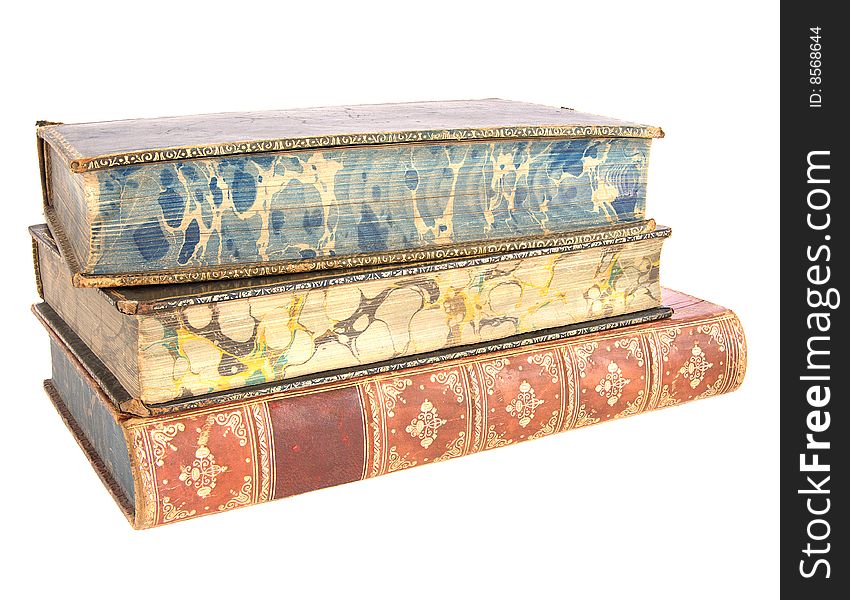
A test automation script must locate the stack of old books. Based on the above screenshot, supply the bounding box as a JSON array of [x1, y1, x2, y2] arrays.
[[31, 100, 746, 528]]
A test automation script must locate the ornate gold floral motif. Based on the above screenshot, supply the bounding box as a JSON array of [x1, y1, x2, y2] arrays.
[[209, 411, 248, 446], [178, 422, 228, 499], [431, 369, 465, 402], [572, 342, 598, 377], [698, 323, 727, 352], [656, 327, 681, 362], [380, 378, 412, 418], [387, 446, 417, 472], [480, 358, 510, 394], [149, 422, 185, 467], [614, 337, 644, 366], [679, 343, 714, 389], [505, 380, 544, 428], [218, 476, 253, 511], [614, 389, 645, 420], [434, 432, 467, 463], [405, 400, 447, 449], [179, 446, 227, 499], [573, 404, 600, 428], [657, 384, 678, 408], [595, 361, 631, 406], [696, 374, 725, 400], [529, 411, 559, 440], [161, 496, 196, 523], [527, 351, 559, 382], [484, 424, 512, 449]]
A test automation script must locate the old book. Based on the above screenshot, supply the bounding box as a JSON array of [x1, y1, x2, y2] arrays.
[[40, 289, 746, 529], [37, 99, 663, 287], [32, 221, 669, 410]]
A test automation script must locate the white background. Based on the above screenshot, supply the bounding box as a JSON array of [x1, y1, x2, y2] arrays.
[[1, 1, 778, 597]]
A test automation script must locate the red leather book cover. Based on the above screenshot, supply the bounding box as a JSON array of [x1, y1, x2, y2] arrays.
[[44, 289, 746, 528]]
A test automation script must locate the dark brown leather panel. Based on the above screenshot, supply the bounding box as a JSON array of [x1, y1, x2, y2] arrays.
[[269, 386, 366, 498]]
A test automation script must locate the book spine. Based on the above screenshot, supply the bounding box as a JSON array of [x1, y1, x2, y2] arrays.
[[35, 122, 65, 208], [126, 307, 746, 529], [39, 135, 94, 276]]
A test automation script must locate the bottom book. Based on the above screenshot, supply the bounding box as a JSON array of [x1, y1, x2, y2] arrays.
[[41, 289, 746, 529]]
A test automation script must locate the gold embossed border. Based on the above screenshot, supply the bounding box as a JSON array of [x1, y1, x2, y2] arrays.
[[37, 124, 664, 173]]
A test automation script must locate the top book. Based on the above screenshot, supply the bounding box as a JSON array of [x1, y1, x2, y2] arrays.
[[37, 99, 663, 287]]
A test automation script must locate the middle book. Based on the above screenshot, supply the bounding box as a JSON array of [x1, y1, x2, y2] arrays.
[[32, 220, 668, 410]]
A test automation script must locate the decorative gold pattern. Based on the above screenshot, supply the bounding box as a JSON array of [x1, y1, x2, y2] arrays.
[[434, 433, 467, 463], [122, 404, 271, 527], [698, 323, 727, 352], [614, 390, 645, 420], [527, 351, 559, 381], [728, 317, 748, 388], [480, 358, 511, 395], [656, 384, 678, 409], [529, 411, 560, 440], [573, 342, 598, 377], [430, 370, 465, 403], [505, 381, 544, 428], [387, 446, 417, 472], [485, 424, 512, 450], [218, 476, 254, 512], [559, 348, 577, 432], [679, 343, 714, 389], [362, 382, 384, 479], [615, 337, 645, 366], [595, 361, 631, 406], [466, 364, 485, 452], [178, 422, 228, 499], [656, 327, 681, 362], [251, 404, 275, 503], [380, 378, 412, 418], [161, 496, 196, 523], [178, 446, 227, 499], [209, 411, 248, 446], [696, 374, 725, 400], [573, 403, 601, 428], [405, 400, 447, 449], [43, 123, 663, 173], [149, 422, 185, 467]]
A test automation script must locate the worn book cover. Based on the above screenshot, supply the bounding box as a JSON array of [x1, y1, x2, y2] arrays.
[[32, 221, 669, 410], [40, 289, 746, 529], [37, 99, 663, 287]]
